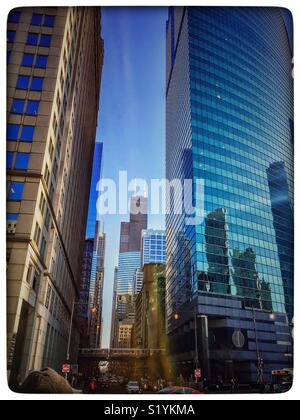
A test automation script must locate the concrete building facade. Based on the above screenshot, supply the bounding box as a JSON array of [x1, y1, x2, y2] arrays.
[[7, 7, 103, 387]]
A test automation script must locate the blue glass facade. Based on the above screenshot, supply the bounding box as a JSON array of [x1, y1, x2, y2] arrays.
[[86, 142, 103, 238], [166, 7, 293, 382], [117, 251, 141, 295], [142, 229, 166, 266]]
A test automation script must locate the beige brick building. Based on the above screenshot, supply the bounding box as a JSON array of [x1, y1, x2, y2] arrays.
[[6, 7, 103, 388]]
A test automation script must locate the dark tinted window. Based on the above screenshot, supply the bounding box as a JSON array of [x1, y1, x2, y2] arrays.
[[40, 34, 51, 47], [8, 182, 24, 200], [27, 32, 39, 45], [26, 100, 39, 116], [44, 15, 55, 27], [21, 126, 35, 142], [6, 152, 14, 169], [11, 99, 25, 114], [31, 77, 44, 91], [15, 153, 30, 170], [7, 124, 19, 140], [16, 75, 30, 90], [8, 10, 21, 23], [21, 53, 34, 67], [7, 30, 16, 43], [31, 13, 43, 25], [36, 55, 47, 68]]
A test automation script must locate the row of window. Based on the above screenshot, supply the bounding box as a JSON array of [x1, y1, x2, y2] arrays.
[[17, 75, 44, 91], [8, 10, 55, 28], [7, 124, 34, 142], [7, 152, 30, 170], [7, 31, 52, 48], [21, 53, 48, 68], [11, 98, 39, 115], [7, 181, 24, 200], [27, 32, 51, 47]]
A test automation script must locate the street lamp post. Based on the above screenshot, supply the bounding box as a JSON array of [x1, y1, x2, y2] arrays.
[[250, 304, 275, 386], [174, 305, 205, 383], [66, 302, 97, 379], [66, 299, 77, 363]]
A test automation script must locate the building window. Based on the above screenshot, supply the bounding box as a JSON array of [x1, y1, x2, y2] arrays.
[[39, 193, 46, 215], [34, 222, 41, 246], [44, 15, 55, 27], [15, 153, 30, 170], [7, 124, 19, 141], [27, 32, 39, 46], [45, 284, 52, 309], [7, 51, 11, 64], [40, 236, 47, 260], [6, 152, 14, 169], [32, 268, 41, 292], [45, 209, 51, 231], [26, 100, 39, 116], [7, 181, 24, 201], [31, 13, 55, 28], [21, 53, 34, 67], [26, 263, 33, 284], [7, 30, 16, 43], [8, 10, 21, 23], [40, 34, 51, 47], [36, 55, 48, 68], [31, 13, 43, 26], [48, 139, 54, 160], [11, 99, 25, 114], [44, 164, 50, 186], [31, 77, 44, 91], [53, 114, 58, 135], [16, 75, 30, 90], [21, 125, 35, 142]]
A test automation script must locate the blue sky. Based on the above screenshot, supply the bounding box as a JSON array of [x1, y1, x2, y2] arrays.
[[96, 7, 168, 347]]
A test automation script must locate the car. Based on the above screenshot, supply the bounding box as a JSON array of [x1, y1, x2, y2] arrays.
[[158, 386, 203, 394], [126, 381, 141, 393]]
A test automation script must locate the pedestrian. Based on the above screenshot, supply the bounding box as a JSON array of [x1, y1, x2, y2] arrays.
[[230, 378, 235, 394], [234, 378, 239, 393], [217, 376, 224, 392]]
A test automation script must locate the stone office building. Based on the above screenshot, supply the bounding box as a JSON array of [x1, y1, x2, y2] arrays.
[[7, 6, 103, 387]]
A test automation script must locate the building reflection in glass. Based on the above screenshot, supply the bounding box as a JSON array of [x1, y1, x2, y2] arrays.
[[267, 161, 294, 321], [204, 208, 231, 295]]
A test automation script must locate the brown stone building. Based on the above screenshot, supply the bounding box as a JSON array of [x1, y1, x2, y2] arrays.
[[134, 264, 166, 350], [7, 7, 103, 388]]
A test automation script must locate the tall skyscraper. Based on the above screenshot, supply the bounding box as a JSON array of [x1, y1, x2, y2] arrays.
[[117, 251, 141, 295], [166, 7, 293, 383], [86, 142, 103, 238], [110, 195, 148, 348], [88, 221, 106, 348], [267, 161, 294, 322], [6, 7, 103, 387], [119, 196, 148, 253]]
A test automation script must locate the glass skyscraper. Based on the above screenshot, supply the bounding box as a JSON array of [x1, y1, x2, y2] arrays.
[[166, 7, 293, 383], [117, 251, 142, 295], [141, 229, 166, 266], [86, 141, 103, 238]]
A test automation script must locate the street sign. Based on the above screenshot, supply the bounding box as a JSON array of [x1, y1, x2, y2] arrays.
[[194, 369, 201, 379], [62, 363, 71, 374]]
